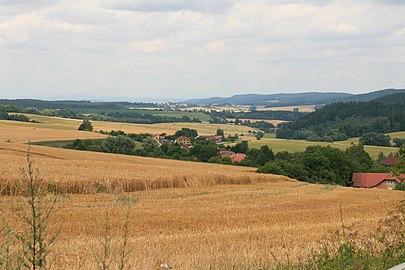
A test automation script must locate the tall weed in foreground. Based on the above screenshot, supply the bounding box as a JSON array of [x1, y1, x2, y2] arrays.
[[94, 196, 137, 270], [0, 145, 59, 269], [271, 200, 405, 270]]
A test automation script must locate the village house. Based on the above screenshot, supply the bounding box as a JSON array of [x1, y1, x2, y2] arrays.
[[219, 149, 235, 158], [352, 173, 405, 190], [153, 133, 165, 142], [229, 153, 246, 163], [174, 136, 192, 149], [381, 154, 399, 166], [197, 135, 224, 143]]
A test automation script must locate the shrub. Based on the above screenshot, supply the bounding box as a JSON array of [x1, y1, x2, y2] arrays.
[[78, 119, 93, 132]]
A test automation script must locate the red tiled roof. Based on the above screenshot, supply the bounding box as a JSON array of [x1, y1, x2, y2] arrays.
[[382, 155, 399, 165], [220, 150, 235, 157], [176, 136, 191, 142], [229, 153, 246, 163], [352, 173, 405, 188]]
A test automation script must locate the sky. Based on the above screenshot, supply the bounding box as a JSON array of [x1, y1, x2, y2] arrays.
[[1, 0, 405, 101]]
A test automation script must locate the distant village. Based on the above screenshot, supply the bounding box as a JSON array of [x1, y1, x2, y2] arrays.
[[153, 132, 247, 163]]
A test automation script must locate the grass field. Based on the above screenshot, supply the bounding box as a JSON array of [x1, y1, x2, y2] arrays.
[[389, 131, 405, 139], [246, 137, 399, 158], [1, 116, 404, 269], [8, 114, 256, 135]]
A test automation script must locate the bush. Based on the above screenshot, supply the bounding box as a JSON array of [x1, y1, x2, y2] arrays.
[[78, 119, 93, 132], [360, 132, 391, 146], [102, 136, 135, 155], [395, 183, 405, 191]]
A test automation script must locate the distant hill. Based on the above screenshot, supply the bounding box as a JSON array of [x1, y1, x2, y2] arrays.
[[184, 92, 353, 106], [338, 89, 405, 103], [183, 89, 405, 106], [373, 92, 405, 103]]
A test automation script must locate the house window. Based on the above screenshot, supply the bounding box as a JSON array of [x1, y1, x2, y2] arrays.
[[386, 181, 394, 185]]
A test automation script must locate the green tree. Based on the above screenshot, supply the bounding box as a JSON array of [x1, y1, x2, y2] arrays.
[[173, 128, 198, 139], [190, 141, 219, 162], [233, 141, 249, 154], [102, 136, 135, 155], [216, 128, 224, 137], [360, 132, 391, 146], [255, 131, 264, 140], [393, 138, 405, 147], [142, 137, 161, 156], [78, 119, 93, 132]]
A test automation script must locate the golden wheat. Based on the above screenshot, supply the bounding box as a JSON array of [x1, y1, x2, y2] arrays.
[[1, 119, 404, 269], [1, 183, 403, 269]]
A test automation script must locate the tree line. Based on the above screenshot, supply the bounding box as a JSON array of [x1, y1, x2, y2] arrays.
[[277, 101, 405, 142]]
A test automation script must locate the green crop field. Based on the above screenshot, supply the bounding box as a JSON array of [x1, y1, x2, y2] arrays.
[[248, 137, 398, 159]]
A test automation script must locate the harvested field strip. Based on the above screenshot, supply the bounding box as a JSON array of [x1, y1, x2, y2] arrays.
[[8, 114, 257, 135], [1, 183, 403, 269], [0, 143, 290, 195]]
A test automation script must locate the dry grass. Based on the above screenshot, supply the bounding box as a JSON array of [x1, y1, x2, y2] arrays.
[[0, 134, 288, 195], [1, 117, 404, 269], [0, 124, 105, 143], [11, 114, 257, 135], [1, 183, 403, 269]]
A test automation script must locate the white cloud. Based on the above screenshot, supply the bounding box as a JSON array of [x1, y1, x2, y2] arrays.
[[0, 0, 404, 99], [130, 39, 166, 52]]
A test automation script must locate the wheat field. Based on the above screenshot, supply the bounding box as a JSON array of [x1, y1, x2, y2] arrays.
[[7, 114, 256, 135], [0, 119, 404, 269], [1, 183, 403, 269]]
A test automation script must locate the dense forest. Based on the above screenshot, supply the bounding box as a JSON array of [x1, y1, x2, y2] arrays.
[[0, 104, 202, 124], [209, 110, 306, 121], [0, 99, 158, 110], [277, 101, 405, 141]]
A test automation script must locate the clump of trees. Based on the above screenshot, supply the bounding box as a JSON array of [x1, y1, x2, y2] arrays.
[[393, 138, 405, 147], [360, 132, 391, 146], [0, 107, 31, 122], [102, 136, 136, 155], [258, 144, 375, 186], [78, 119, 93, 131]]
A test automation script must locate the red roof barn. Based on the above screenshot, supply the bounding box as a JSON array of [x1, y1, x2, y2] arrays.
[[229, 153, 246, 163], [352, 173, 405, 190], [381, 154, 399, 165], [175, 136, 192, 149], [220, 150, 235, 158]]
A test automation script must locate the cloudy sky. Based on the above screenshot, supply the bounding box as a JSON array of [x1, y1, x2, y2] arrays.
[[1, 0, 405, 100]]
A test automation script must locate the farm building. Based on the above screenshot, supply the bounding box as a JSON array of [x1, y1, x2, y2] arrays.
[[219, 149, 235, 158], [229, 153, 246, 163], [175, 136, 192, 149], [381, 154, 399, 165], [352, 173, 405, 190], [198, 135, 224, 143]]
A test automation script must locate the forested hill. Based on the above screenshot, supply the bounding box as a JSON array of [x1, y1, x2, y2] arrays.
[[184, 89, 405, 106], [277, 101, 405, 142], [184, 92, 352, 106], [338, 88, 405, 103], [373, 93, 405, 103], [0, 99, 158, 110]]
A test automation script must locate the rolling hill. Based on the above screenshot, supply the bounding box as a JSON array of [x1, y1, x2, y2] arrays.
[[183, 88, 405, 106], [184, 92, 352, 106]]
